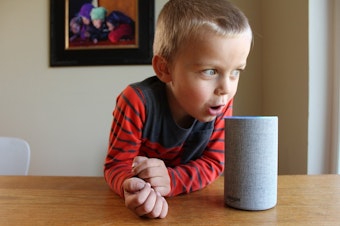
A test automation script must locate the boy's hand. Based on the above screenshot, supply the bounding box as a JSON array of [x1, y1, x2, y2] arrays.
[[123, 177, 168, 218], [132, 156, 171, 196]]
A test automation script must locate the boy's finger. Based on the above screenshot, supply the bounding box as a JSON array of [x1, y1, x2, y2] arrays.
[[144, 191, 163, 218], [135, 187, 157, 216], [123, 178, 145, 193], [125, 183, 152, 210], [132, 156, 148, 168], [159, 197, 168, 219]]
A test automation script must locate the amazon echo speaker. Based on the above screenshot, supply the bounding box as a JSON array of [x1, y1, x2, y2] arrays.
[[224, 116, 278, 211]]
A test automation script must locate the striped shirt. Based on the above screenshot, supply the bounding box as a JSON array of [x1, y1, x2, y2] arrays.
[[104, 76, 233, 197]]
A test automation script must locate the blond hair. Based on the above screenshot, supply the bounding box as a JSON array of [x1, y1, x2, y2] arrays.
[[153, 0, 252, 62]]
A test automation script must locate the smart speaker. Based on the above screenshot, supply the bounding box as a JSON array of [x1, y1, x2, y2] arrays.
[[224, 116, 278, 211]]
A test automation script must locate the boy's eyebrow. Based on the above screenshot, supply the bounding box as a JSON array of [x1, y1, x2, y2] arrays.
[[190, 61, 247, 69], [238, 64, 247, 69]]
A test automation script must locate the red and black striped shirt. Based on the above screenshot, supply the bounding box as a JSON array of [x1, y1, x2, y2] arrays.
[[104, 76, 233, 197]]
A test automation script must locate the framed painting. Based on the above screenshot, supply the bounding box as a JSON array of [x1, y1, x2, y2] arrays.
[[50, 0, 155, 66]]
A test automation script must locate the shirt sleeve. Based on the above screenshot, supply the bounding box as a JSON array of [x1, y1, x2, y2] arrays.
[[166, 99, 233, 197], [104, 85, 146, 197]]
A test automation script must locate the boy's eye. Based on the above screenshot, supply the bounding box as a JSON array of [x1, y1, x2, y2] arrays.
[[230, 69, 241, 78], [202, 69, 217, 76]]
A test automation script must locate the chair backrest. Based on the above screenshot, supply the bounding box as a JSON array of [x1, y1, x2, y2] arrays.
[[0, 137, 31, 175]]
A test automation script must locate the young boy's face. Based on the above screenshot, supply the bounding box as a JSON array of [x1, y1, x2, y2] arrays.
[[81, 16, 91, 25], [92, 19, 102, 29], [106, 22, 115, 31], [165, 30, 252, 124]]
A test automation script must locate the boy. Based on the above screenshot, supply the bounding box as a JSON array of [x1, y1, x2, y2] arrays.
[[89, 7, 109, 44], [104, 0, 252, 219]]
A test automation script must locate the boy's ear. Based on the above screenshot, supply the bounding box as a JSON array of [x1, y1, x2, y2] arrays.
[[152, 55, 172, 83]]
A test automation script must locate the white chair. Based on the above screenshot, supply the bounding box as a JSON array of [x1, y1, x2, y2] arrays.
[[0, 137, 31, 175]]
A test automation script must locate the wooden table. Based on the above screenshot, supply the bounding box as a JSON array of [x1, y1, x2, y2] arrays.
[[0, 175, 339, 225]]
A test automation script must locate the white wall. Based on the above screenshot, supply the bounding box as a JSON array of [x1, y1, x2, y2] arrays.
[[308, 0, 334, 174], [331, 0, 340, 174]]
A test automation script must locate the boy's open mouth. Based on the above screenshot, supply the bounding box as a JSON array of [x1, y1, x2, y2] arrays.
[[208, 105, 224, 116]]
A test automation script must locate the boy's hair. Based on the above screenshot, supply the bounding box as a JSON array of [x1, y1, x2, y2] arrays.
[[153, 0, 252, 61]]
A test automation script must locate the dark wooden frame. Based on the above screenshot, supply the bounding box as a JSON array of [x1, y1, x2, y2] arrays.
[[50, 0, 155, 66]]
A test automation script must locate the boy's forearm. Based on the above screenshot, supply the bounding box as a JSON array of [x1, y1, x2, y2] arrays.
[[104, 162, 134, 197], [166, 157, 224, 197]]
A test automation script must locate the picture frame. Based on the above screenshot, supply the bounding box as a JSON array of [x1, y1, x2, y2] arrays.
[[50, 0, 155, 66]]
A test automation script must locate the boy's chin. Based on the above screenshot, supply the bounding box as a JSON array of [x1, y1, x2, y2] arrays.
[[197, 116, 217, 123]]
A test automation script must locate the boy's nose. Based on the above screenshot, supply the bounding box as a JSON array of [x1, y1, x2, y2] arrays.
[[215, 77, 230, 96]]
